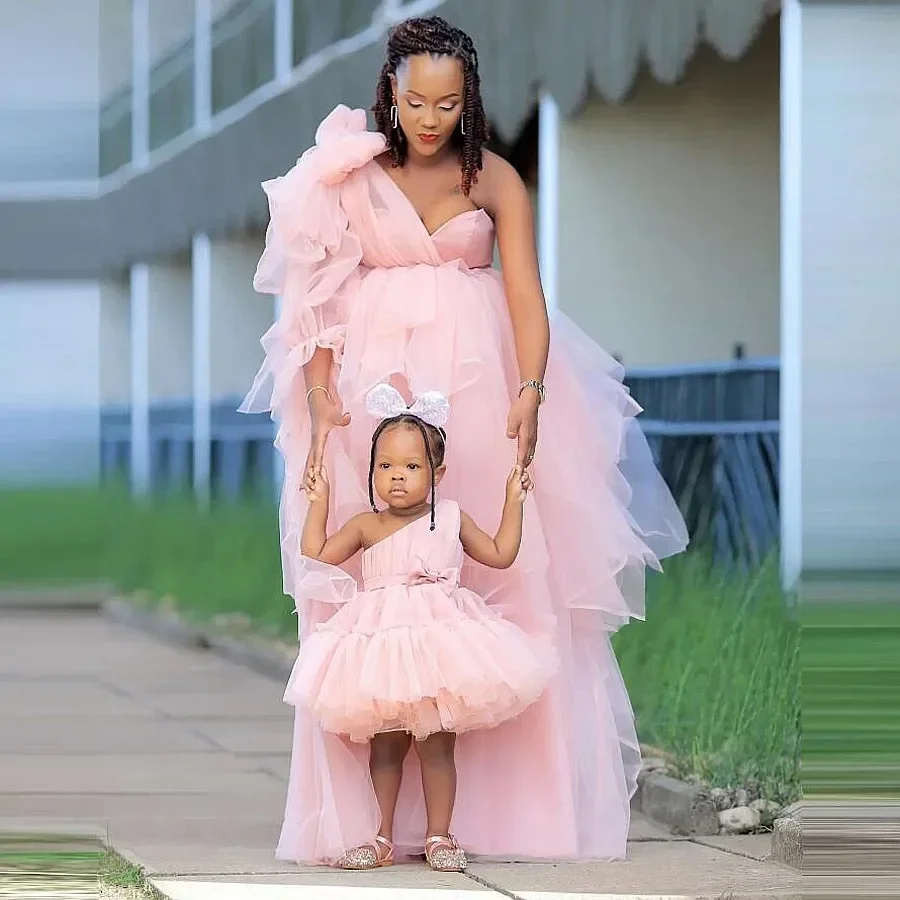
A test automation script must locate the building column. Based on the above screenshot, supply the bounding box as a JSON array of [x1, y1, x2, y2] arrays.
[[194, 0, 212, 133], [274, 0, 294, 84], [129, 263, 150, 494], [779, 0, 802, 589], [538, 89, 560, 316], [131, 0, 150, 168], [192, 234, 212, 505]]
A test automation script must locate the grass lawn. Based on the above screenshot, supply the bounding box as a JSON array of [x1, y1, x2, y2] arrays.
[[0, 834, 162, 899], [0, 484, 801, 803]]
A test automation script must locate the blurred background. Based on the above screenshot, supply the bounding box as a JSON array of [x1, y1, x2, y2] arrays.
[[0, 0, 898, 893]]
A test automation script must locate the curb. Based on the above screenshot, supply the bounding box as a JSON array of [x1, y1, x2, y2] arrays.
[[770, 802, 802, 870], [634, 772, 719, 836], [102, 598, 296, 683], [0, 583, 114, 612]]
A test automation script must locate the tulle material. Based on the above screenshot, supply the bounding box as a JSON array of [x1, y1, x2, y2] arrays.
[[283, 501, 558, 744], [240, 104, 689, 864]]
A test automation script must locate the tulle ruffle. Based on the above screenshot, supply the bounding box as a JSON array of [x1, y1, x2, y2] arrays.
[[284, 582, 559, 743]]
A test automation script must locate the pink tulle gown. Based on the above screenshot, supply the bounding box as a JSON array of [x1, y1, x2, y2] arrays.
[[240, 104, 689, 864]]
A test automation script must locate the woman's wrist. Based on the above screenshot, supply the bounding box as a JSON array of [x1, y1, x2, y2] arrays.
[[518, 379, 545, 407]]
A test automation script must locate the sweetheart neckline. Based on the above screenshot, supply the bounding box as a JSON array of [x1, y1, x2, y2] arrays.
[[371, 162, 492, 239]]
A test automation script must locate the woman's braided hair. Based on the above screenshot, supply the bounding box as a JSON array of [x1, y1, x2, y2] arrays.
[[369, 415, 447, 531], [373, 15, 489, 195]]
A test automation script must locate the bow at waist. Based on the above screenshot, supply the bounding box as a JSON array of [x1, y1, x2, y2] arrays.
[[365, 564, 460, 591]]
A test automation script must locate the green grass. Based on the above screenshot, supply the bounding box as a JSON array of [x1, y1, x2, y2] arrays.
[[1, 485, 800, 801], [614, 553, 800, 805], [0, 835, 162, 899], [0, 483, 289, 634]]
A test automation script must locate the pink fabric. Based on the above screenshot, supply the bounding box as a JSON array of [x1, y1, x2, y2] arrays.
[[283, 500, 558, 745], [241, 104, 689, 863]]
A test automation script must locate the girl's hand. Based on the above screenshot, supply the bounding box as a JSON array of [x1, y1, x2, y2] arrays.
[[505, 465, 533, 504], [506, 391, 539, 469], [305, 389, 351, 479], [304, 464, 331, 504]]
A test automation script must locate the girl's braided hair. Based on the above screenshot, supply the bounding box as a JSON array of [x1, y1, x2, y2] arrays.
[[373, 15, 489, 196], [368, 415, 447, 531]]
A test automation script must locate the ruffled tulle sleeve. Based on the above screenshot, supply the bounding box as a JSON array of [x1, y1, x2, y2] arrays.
[[239, 105, 386, 414]]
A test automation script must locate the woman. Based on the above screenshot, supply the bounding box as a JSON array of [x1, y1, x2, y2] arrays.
[[241, 15, 688, 864]]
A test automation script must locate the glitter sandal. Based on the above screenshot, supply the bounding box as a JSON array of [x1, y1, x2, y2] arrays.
[[335, 834, 394, 870], [424, 833, 467, 871]]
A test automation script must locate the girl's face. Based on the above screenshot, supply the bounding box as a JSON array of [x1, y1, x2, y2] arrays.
[[373, 424, 445, 512], [391, 53, 464, 159]]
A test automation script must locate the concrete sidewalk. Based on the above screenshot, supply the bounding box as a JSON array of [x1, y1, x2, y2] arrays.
[[0, 608, 800, 899]]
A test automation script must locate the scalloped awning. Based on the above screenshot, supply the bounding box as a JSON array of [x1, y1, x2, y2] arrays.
[[445, 0, 780, 140], [0, 0, 780, 278]]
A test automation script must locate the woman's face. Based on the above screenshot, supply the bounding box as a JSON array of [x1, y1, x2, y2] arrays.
[[391, 53, 464, 158]]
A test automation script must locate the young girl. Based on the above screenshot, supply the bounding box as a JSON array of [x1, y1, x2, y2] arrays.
[[282, 383, 558, 872]]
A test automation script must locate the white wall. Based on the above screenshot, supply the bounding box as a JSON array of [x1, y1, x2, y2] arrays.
[[100, 278, 131, 405], [0, 280, 100, 483], [209, 238, 271, 399], [0, 0, 100, 180], [558, 19, 780, 367], [798, 3, 900, 572], [147, 263, 193, 401]]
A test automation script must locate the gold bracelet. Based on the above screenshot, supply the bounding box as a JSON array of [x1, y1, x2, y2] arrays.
[[306, 384, 331, 403]]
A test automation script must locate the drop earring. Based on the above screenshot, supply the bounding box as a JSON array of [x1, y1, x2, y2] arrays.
[[460, 112, 466, 136], [390, 103, 398, 128]]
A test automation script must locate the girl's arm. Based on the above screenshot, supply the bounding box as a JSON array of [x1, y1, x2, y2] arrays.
[[301, 511, 366, 566], [300, 466, 366, 565], [459, 467, 532, 569]]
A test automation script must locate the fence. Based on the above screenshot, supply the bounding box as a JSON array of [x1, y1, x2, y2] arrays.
[[625, 358, 780, 568], [100, 359, 781, 567]]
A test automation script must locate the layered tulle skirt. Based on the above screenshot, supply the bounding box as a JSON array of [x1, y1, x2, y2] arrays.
[[283, 580, 559, 743]]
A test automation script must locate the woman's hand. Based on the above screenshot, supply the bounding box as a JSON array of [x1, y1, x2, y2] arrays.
[[305, 389, 351, 479], [506, 390, 540, 469]]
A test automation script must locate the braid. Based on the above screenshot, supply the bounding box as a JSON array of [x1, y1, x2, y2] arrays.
[[373, 15, 489, 195], [368, 415, 447, 531]]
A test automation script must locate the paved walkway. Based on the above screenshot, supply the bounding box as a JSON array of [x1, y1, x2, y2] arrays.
[[0, 607, 801, 899]]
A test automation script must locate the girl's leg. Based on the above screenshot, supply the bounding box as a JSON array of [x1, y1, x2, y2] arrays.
[[369, 730, 412, 841], [414, 731, 457, 837]]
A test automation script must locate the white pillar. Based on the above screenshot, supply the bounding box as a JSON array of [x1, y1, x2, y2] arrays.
[[538, 89, 560, 316], [131, 0, 150, 167], [130, 263, 150, 494], [193, 233, 212, 506], [274, 0, 294, 84], [194, 0, 212, 132], [779, 0, 802, 590]]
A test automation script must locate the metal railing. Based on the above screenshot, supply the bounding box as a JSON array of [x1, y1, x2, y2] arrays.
[[624, 359, 781, 568]]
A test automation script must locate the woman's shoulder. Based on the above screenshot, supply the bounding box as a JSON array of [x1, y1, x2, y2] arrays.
[[472, 150, 529, 214]]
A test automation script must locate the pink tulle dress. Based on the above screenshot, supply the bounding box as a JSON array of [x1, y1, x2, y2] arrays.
[[283, 499, 558, 744], [241, 104, 689, 864]]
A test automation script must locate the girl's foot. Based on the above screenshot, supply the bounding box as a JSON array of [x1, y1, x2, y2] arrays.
[[335, 834, 394, 870], [424, 834, 467, 871]]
